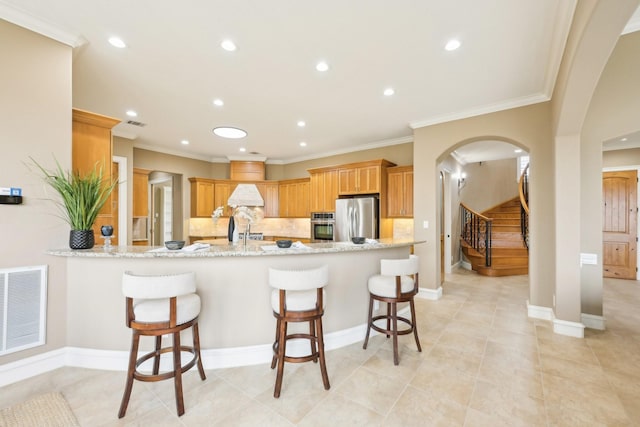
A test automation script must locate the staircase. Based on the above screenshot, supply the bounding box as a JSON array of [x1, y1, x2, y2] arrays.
[[461, 197, 529, 277]]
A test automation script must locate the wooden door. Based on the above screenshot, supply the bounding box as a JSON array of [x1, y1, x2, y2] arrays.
[[603, 170, 637, 279]]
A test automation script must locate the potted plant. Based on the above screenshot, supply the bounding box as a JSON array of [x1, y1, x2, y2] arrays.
[[30, 157, 117, 249]]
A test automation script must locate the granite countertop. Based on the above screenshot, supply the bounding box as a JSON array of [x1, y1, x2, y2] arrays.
[[47, 238, 423, 258]]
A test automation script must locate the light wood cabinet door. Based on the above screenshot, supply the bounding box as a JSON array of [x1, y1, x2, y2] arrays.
[[132, 168, 149, 217], [338, 166, 381, 194], [256, 182, 279, 217], [386, 166, 413, 217], [214, 181, 236, 216], [189, 178, 214, 217], [310, 170, 339, 212], [278, 179, 310, 218]]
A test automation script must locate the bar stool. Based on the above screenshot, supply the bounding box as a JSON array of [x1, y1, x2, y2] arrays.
[[269, 265, 330, 398], [363, 255, 421, 365], [118, 271, 206, 418]]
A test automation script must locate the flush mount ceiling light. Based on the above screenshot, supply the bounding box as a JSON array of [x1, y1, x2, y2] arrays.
[[445, 39, 461, 51], [126, 110, 137, 117], [221, 39, 237, 52], [108, 37, 126, 48], [213, 99, 224, 107], [316, 61, 329, 72], [213, 127, 247, 139], [383, 88, 395, 96]]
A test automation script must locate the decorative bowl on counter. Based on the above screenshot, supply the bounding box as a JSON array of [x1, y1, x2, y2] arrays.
[[351, 237, 366, 244], [165, 240, 185, 250], [276, 239, 292, 248]]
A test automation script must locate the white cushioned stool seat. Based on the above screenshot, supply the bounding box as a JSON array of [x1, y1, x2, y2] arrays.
[[133, 293, 201, 325], [270, 289, 326, 312], [368, 275, 415, 298]]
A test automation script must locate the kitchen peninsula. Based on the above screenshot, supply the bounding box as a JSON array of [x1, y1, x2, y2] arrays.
[[49, 239, 422, 370]]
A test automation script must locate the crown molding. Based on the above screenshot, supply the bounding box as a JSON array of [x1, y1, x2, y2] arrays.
[[132, 142, 227, 163], [0, 1, 86, 47], [409, 93, 549, 130]]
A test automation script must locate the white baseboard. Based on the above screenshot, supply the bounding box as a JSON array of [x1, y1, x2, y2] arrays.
[[0, 321, 373, 387], [526, 300, 554, 320], [553, 318, 585, 338], [418, 286, 442, 300], [460, 260, 472, 270], [581, 313, 606, 330], [0, 348, 67, 387]]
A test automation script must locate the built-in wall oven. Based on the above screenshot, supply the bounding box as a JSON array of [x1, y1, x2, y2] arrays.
[[310, 212, 336, 242]]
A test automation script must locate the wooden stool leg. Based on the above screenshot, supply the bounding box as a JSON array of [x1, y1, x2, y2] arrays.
[[309, 320, 318, 363], [193, 322, 207, 380], [386, 302, 392, 338], [153, 335, 162, 375], [316, 317, 330, 390], [391, 302, 399, 365], [271, 318, 280, 369], [118, 331, 140, 418], [274, 319, 288, 398], [172, 332, 185, 416], [363, 295, 374, 349], [409, 298, 422, 352]]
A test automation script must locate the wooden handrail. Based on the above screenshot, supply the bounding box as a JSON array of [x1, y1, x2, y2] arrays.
[[459, 202, 493, 222]]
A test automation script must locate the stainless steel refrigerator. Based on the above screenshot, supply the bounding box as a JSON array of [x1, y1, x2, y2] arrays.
[[335, 197, 378, 241]]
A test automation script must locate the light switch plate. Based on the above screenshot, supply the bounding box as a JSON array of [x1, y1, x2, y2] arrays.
[[580, 253, 597, 265], [423, 220, 429, 229]]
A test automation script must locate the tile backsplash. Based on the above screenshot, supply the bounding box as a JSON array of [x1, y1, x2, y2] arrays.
[[189, 217, 311, 239]]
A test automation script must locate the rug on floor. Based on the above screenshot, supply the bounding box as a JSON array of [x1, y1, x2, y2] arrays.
[[0, 391, 79, 427]]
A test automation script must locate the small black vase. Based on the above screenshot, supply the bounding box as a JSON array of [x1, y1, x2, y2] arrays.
[[69, 229, 95, 249], [227, 216, 235, 242]]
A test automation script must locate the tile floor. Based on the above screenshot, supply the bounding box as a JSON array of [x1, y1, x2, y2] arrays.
[[2, 268, 640, 426]]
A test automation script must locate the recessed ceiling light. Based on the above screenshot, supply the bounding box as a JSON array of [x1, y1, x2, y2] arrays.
[[213, 99, 224, 107], [445, 39, 461, 51], [316, 61, 329, 72], [181, 140, 189, 145], [383, 88, 395, 96], [126, 110, 137, 117], [297, 121, 306, 127], [108, 37, 126, 48], [221, 39, 237, 52], [514, 149, 523, 153], [621, 137, 628, 141], [239, 147, 246, 152], [213, 127, 247, 139], [299, 142, 307, 147]]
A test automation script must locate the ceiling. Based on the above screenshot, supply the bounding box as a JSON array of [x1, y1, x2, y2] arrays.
[[2, 1, 639, 164]]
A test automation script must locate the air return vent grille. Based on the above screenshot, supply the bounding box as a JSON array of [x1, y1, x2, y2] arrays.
[[0, 265, 47, 356], [126, 120, 146, 127]]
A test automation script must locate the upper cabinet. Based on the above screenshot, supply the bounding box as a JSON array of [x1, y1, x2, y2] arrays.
[[189, 178, 280, 218], [337, 159, 395, 195], [279, 178, 310, 218], [386, 166, 413, 218], [230, 161, 265, 181], [133, 168, 150, 217], [189, 178, 215, 218], [72, 109, 120, 241], [308, 168, 339, 213]]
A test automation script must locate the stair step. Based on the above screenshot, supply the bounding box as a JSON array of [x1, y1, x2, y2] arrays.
[[473, 265, 529, 277]]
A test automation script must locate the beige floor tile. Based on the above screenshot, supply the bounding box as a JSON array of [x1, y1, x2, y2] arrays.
[[468, 379, 547, 426], [539, 353, 609, 388], [334, 366, 407, 416], [410, 363, 476, 406], [385, 385, 467, 427], [542, 373, 630, 425], [212, 400, 293, 427], [425, 345, 483, 377], [477, 356, 543, 400], [297, 394, 384, 427], [537, 336, 600, 366], [435, 331, 487, 356], [178, 376, 253, 425]]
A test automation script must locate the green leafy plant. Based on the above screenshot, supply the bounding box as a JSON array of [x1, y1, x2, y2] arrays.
[[30, 157, 117, 230]]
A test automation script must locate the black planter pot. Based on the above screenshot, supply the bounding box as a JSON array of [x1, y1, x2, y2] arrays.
[[69, 229, 95, 249], [227, 215, 235, 242]]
